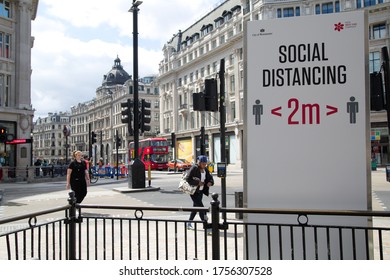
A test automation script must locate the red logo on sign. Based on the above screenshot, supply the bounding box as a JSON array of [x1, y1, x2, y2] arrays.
[[334, 22, 344, 32]]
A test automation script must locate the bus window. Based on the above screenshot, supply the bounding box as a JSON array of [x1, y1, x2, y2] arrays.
[[151, 154, 168, 163]]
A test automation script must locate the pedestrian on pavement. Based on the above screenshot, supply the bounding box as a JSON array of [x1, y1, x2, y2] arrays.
[[66, 151, 90, 203], [34, 158, 41, 177], [185, 155, 214, 230]]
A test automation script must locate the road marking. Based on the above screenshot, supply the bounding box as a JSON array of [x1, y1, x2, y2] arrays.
[[373, 191, 388, 210]]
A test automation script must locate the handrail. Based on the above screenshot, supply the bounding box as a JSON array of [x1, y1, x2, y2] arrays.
[[222, 207, 390, 217], [79, 203, 208, 213], [0, 205, 71, 225]]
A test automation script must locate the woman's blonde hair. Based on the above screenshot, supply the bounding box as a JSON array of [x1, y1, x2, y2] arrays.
[[73, 150, 82, 159]]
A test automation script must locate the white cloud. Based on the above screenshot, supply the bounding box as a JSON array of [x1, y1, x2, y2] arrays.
[[32, 0, 222, 119]]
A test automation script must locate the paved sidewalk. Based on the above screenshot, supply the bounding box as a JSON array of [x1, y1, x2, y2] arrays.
[[0, 169, 389, 260]]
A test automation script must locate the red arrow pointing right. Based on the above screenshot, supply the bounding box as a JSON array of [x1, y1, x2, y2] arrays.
[[326, 105, 338, 116]]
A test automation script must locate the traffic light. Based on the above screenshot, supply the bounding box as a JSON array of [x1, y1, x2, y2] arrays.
[[121, 99, 133, 135], [204, 78, 218, 111], [139, 99, 151, 133], [91, 131, 97, 144], [193, 92, 206, 111], [193, 79, 218, 112], [171, 132, 176, 148], [116, 134, 122, 148], [0, 126, 6, 143]]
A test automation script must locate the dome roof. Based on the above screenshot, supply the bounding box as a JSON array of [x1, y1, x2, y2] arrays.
[[102, 57, 131, 86]]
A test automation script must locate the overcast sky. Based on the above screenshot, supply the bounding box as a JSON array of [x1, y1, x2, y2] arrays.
[[31, 0, 223, 120]]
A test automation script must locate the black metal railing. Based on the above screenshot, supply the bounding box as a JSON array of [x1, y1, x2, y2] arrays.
[[0, 192, 389, 260], [220, 206, 390, 260], [0, 205, 70, 260]]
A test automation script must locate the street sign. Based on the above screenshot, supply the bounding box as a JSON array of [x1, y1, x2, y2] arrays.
[[245, 11, 370, 259]]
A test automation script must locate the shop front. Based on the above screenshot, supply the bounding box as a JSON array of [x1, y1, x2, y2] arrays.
[[371, 127, 389, 166]]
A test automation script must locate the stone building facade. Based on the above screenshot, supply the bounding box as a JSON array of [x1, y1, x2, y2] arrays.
[[158, 0, 390, 167], [70, 57, 160, 166], [0, 0, 38, 180]]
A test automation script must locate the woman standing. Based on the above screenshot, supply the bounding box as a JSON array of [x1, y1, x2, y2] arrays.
[[66, 151, 90, 203], [185, 155, 214, 230]]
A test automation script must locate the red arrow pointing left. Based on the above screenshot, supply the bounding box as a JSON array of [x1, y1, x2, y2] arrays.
[[326, 105, 338, 116], [271, 106, 282, 117]]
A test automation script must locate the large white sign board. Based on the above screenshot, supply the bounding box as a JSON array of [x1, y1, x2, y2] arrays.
[[244, 11, 371, 259]]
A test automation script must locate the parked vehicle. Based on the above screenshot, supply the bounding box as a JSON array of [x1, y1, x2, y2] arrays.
[[167, 159, 192, 171]]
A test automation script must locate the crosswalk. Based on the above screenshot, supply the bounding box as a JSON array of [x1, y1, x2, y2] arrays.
[[373, 191, 388, 211], [0, 206, 4, 218]]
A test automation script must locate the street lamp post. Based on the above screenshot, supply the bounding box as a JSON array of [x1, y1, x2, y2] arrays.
[[63, 125, 70, 164], [128, 0, 145, 189], [129, 0, 142, 158]]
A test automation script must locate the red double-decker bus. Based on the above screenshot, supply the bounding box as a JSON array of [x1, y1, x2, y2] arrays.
[[129, 138, 169, 170]]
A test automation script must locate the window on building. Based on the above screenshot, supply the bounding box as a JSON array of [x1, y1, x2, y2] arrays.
[[243, 0, 250, 14], [369, 52, 381, 73], [201, 67, 205, 77], [193, 33, 200, 42], [364, 0, 377, 7], [215, 17, 224, 28], [0, 32, 11, 58], [229, 54, 234, 66], [239, 70, 244, 90], [219, 35, 225, 45], [212, 62, 217, 73], [200, 24, 213, 36], [154, 112, 159, 122], [231, 101, 236, 122], [296, 7, 300, 16], [230, 75, 235, 92], [316, 1, 340, 14], [201, 26, 208, 37], [223, 11, 232, 22], [212, 40, 217, 49], [373, 23, 386, 39], [278, 7, 301, 18], [0, 74, 10, 107], [322, 3, 334, 14], [179, 116, 183, 131], [154, 100, 159, 108], [191, 112, 195, 129], [315, 4, 321, 14], [200, 46, 204, 55], [283, 8, 294, 17], [0, 0, 10, 18]]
